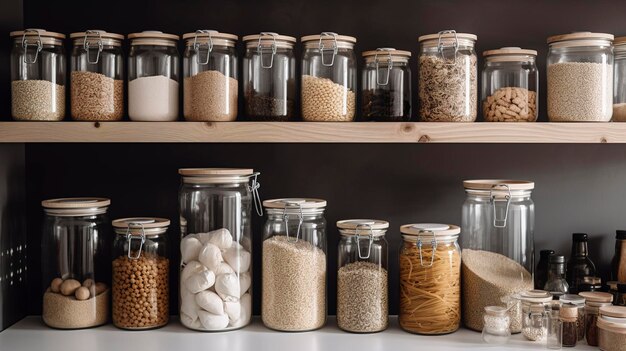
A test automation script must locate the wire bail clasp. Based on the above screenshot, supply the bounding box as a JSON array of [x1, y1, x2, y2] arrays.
[[194, 29, 216, 65], [283, 201, 304, 243], [319, 32, 338, 67], [437, 29, 459, 65], [83, 30, 103, 64], [248, 172, 263, 216], [258, 32, 278, 69], [126, 222, 146, 260], [21, 29, 42, 64], [490, 184, 512, 228], [374, 48, 393, 86], [417, 230, 437, 268], [355, 223, 374, 259]]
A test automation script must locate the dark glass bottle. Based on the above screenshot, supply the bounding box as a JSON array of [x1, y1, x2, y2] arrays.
[[617, 283, 626, 306], [545, 255, 569, 299], [536, 249, 555, 289], [611, 230, 626, 282], [566, 233, 596, 294]]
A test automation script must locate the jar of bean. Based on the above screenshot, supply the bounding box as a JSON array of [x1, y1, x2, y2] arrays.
[[581, 291, 614, 346]]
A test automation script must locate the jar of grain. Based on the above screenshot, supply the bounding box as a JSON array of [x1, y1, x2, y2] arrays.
[[482, 306, 511, 344], [482, 47, 538, 122], [10, 29, 66, 121], [262, 198, 327, 331], [128, 31, 180, 121], [418, 30, 477, 122], [613, 38, 626, 121], [461, 180, 535, 333], [547, 32, 614, 122], [70, 30, 124, 121], [516, 290, 552, 342], [581, 291, 614, 346], [41, 198, 112, 329], [183, 30, 238, 121], [112, 217, 170, 330], [399, 223, 461, 335], [336, 219, 389, 333], [301, 32, 357, 121], [597, 306, 626, 351], [361, 48, 412, 121], [243, 32, 296, 121]]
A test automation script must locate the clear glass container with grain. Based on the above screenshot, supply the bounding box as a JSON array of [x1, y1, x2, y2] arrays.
[[482, 306, 511, 345], [516, 290, 552, 342], [581, 291, 614, 346], [597, 306, 626, 351]]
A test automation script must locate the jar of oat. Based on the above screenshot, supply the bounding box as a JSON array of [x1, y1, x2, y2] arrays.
[[183, 30, 238, 121], [482, 47, 538, 122], [301, 32, 357, 121], [613, 37, 626, 121], [41, 198, 112, 329], [361, 48, 412, 121], [262, 198, 327, 331], [547, 32, 614, 122], [336, 219, 389, 333], [70, 30, 124, 121], [10, 29, 66, 121], [243, 32, 296, 121], [516, 290, 552, 342], [598, 306, 626, 351], [112, 217, 170, 330], [418, 30, 478, 122]]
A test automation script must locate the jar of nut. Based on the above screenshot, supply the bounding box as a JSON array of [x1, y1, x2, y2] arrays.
[[482, 47, 538, 122], [112, 217, 170, 330]]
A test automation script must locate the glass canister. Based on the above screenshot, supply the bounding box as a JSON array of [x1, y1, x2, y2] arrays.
[[516, 290, 552, 342], [336, 219, 389, 333], [399, 223, 461, 335], [243, 32, 296, 121], [183, 30, 238, 121], [262, 198, 327, 331], [581, 291, 614, 346], [547, 32, 614, 122], [128, 31, 180, 121], [178, 168, 261, 331], [461, 180, 535, 333], [301, 32, 357, 121], [614, 38, 626, 121], [70, 30, 124, 121], [598, 306, 626, 351], [544, 255, 570, 298], [418, 30, 478, 122], [482, 306, 511, 344], [10, 29, 66, 121], [482, 47, 538, 122], [560, 294, 586, 341], [41, 198, 111, 329], [112, 218, 170, 330]]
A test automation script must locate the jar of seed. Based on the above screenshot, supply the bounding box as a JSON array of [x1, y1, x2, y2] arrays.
[[482, 306, 511, 345], [517, 290, 552, 342]]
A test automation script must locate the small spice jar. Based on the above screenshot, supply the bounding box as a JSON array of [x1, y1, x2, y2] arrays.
[[598, 306, 626, 351], [581, 291, 614, 346], [547, 302, 564, 349], [70, 30, 124, 121], [561, 304, 579, 347], [10, 29, 66, 121], [613, 37, 626, 121], [517, 290, 552, 342], [482, 306, 511, 345], [560, 294, 586, 341], [361, 48, 412, 121]]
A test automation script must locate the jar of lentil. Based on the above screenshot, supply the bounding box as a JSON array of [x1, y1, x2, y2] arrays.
[[547, 32, 614, 122], [598, 306, 626, 351], [418, 30, 478, 122], [10, 29, 66, 121], [243, 32, 296, 121], [399, 223, 461, 335], [336, 219, 389, 333], [262, 198, 327, 331], [517, 290, 552, 342], [560, 294, 586, 341], [581, 291, 614, 346], [301, 32, 357, 121], [70, 30, 124, 121], [482, 47, 538, 122], [183, 30, 238, 121]]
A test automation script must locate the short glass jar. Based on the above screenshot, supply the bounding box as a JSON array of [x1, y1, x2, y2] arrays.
[[598, 306, 626, 351], [517, 290, 552, 342], [482, 306, 511, 345], [560, 294, 586, 341], [581, 291, 615, 346]]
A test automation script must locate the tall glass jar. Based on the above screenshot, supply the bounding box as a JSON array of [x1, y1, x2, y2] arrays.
[[361, 48, 411, 121], [336, 219, 389, 333], [461, 180, 535, 333], [243, 32, 296, 121], [516, 290, 552, 342], [112, 217, 170, 330], [70, 30, 124, 121], [262, 198, 327, 331], [399, 223, 461, 335], [301, 32, 357, 121], [418, 30, 478, 122], [482, 47, 538, 122], [183, 30, 238, 121], [128, 31, 179, 121], [10, 29, 66, 121], [178, 168, 261, 331], [41, 198, 111, 329], [547, 32, 614, 122]]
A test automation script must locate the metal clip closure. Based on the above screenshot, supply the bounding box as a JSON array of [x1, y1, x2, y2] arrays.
[[248, 172, 263, 216], [374, 48, 393, 86], [417, 230, 437, 268], [83, 30, 103, 64], [355, 223, 374, 260], [21, 29, 42, 64], [490, 184, 512, 228], [193, 29, 216, 65], [437, 30, 459, 65], [283, 201, 304, 243], [318, 32, 338, 67], [258, 32, 277, 69], [126, 222, 146, 260]]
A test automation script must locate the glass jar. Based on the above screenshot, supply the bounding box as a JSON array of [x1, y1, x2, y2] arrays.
[[613, 38, 626, 121], [560, 294, 586, 341], [183, 30, 238, 121], [361, 48, 411, 121], [178, 168, 261, 331], [70, 30, 124, 121], [566, 233, 597, 294], [112, 217, 170, 330], [561, 304, 579, 347], [399, 223, 461, 335], [517, 290, 552, 342], [41, 198, 111, 329], [611, 230, 626, 282], [598, 306, 626, 351], [547, 32, 614, 122], [461, 180, 535, 333], [418, 30, 478, 122], [336, 219, 389, 333], [243, 32, 296, 121], [262, 198, 327, 331], [482, 47, 538, 122], [482, 306, 511, 345], [581, 291, 614, 346], [128, 31, 179, 121], [545, 255, 570, 298], [301, 32, 357, 121], [10, 29, 66, 121]]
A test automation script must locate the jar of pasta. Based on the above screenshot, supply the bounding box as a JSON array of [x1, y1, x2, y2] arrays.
[[399, 223, 461, 335]]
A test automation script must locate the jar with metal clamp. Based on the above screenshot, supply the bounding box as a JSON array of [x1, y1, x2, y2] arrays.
[[516, 290, 552, 342], [262, 198, 327, 331], [399, 223, 461, 335], [336, 219, 389, 333], [112, 218, 170, 330]]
